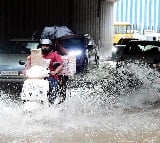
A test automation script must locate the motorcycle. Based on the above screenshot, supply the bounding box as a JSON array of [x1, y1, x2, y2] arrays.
[[19, 49, 76, 112]]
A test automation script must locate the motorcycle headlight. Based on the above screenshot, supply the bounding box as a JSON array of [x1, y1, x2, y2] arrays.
[[68, 50, 82, 56]]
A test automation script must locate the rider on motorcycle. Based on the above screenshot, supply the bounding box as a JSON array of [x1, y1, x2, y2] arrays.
[[26, 38, 63, 104]]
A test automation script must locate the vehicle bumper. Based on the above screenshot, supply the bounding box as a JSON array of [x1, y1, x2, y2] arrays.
[[0, 76, 26, 83]]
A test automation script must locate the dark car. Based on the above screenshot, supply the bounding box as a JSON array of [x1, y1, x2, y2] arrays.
[[56, 34, 99, 72], [117, 38, 139, 45], [112, 40, 160, 67]]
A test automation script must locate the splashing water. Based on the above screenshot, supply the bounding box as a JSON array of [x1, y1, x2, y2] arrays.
[[0, 61, 160, 143]]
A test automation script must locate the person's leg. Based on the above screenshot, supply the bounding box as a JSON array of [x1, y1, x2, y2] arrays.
[[47, 77, 58, 104]]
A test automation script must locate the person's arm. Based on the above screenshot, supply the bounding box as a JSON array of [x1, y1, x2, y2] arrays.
[[50, 53, 63, 75], [50, 64, 63, 75]]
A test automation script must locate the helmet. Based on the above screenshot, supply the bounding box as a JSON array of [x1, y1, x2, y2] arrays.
[[40, 39, 53, 54], [40, 39, 52, 45]]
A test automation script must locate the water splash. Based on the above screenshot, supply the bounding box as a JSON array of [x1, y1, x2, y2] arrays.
[[0, 61, 160, 142], [68, 61, 160, 109]]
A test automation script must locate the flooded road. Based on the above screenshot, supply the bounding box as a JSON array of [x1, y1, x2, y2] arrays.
[[0, 61, 160, 143]]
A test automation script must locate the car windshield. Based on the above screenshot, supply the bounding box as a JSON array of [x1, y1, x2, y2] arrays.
[[0, 41, 39, 54], [61, 38, 85, 50]]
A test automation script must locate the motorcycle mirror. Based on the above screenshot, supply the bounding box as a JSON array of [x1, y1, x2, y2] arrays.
[[19, 60, 26, 65]]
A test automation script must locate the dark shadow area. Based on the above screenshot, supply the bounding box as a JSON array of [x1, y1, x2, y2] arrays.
[[0, 82, 23, 101]]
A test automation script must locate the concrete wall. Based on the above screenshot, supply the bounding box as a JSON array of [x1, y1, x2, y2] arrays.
[[100, 0, 114, 58]]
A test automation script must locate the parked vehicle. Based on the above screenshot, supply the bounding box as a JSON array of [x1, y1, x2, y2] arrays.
[[113, 22, 133, 45], [116, 38, 139, 45], [112, 38, 139, 61], [112, 40, 160, 68]]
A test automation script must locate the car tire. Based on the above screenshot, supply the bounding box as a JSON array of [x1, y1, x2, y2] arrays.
[[77, 58, 89, 73]]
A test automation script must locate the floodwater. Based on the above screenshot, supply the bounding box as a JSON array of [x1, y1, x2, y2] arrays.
[[0, 61, 160, 143]]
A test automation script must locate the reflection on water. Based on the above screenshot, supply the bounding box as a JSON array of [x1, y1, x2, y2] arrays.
[[0, 61, 160, 143]]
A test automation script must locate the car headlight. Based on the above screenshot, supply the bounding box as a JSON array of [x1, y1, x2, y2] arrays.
[[68, 50, 82, 56], [112, 46, 118, 53]]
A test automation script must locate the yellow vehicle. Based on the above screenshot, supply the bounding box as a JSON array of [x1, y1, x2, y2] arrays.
[[113, 22, 133, 45]]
